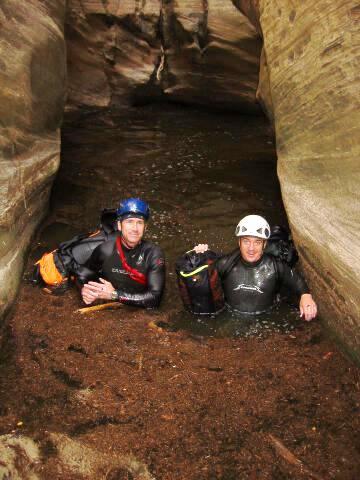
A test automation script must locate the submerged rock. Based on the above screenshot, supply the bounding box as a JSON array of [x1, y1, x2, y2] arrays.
[[0, 433, 155, 479], [0, 434, 40, 479]]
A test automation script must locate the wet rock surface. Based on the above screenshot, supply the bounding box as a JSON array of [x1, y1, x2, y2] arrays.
[[252, 0, 360, 358], [0, 432, 155, 479], [0, 108, 359, 479], [231, 0, 360, 358], [0, 0, 66, 317], [65, 0, 161, 108], [160, 0, 262, 112], [65, 0, 262, 111]]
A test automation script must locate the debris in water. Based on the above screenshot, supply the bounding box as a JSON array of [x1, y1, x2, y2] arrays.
[[268, 434, 325, 480], [76, 302, 122, 314], [148, 320, 164, 333], [322, 351, 333, 360]]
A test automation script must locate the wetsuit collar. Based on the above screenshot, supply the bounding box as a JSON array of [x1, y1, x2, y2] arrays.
[[120, 235, 143, 251], [240, 254, 264, 268]]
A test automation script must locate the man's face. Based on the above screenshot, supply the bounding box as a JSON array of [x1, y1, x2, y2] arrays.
[[239, 236, 266, 263], [118, 217, 146, 248]]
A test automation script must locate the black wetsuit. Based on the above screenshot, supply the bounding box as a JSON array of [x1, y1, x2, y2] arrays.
[[216, 250, 309, 314], [77, 236, 165, 308]]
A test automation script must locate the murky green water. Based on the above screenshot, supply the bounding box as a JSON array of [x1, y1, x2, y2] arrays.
[[43, 104, 300, 336]]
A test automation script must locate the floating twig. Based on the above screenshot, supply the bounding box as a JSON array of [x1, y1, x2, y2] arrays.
[[76, 302, 122, 314], [268, 434, 325, 480], [137, 353, 143, 371]]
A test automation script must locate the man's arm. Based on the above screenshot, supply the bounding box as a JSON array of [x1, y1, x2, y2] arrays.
[[86, 247, 166, 309], [192, 244, 237, 278], [116, 259, 165, 308], [276, 260, 317, 321], [77, 242, 111, 305], [76, 242, 107, 285]]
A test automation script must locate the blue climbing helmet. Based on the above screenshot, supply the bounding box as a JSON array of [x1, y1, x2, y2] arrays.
[[116, 198, 150, 221]]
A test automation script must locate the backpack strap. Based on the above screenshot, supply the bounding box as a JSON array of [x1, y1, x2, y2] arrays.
[[58, 232, 91, 253], [116, 237, 147, 286], [179, 264, 209, 277]]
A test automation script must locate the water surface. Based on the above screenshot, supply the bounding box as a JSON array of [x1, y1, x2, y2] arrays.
[[48, 104, 294, 336]]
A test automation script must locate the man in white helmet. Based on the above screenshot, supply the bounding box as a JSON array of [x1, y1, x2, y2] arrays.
[[195, 215, 317, 320]]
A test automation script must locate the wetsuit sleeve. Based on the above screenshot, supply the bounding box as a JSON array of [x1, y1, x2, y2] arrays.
[[115, 247, 165, 308], [276, 260, 310, 298], [75, 243, 109, 285]]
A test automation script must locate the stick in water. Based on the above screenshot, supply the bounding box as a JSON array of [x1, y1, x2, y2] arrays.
[[76, 302, 123, 314], [268, 434, 325, 480]]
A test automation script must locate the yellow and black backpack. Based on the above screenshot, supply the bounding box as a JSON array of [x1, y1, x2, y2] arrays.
[[175, 250, 225, 316]]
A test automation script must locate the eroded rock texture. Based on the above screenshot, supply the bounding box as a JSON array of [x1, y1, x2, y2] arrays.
[[0, 1, 66, 316], [65, 0, 161, 107], [0, 433, 154, 479], [160, 0, 262, 111], [235, 0, 360, 357], [65, 0, 262, 111]]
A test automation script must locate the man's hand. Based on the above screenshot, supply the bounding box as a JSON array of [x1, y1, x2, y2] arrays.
[[299, 293, 317, 321], [193, 244, 209, 254], [81, 278, 116, 305]]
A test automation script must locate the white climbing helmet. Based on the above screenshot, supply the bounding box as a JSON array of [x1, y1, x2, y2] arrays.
[[235, 215, 271, 239]]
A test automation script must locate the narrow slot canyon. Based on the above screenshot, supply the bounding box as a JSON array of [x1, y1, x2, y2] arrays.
[[0, 1, 359, 479]]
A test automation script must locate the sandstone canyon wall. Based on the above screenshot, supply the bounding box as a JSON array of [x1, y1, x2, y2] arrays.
[[270, 1, 359, 359], [65, 0, 161, 108], [235, 0, 360, 358], [65, 0, 262, 112], [0, 1, 66, 316]]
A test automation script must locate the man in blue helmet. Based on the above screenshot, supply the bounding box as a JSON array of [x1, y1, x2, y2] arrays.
[[78, 198, 165, 308]]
